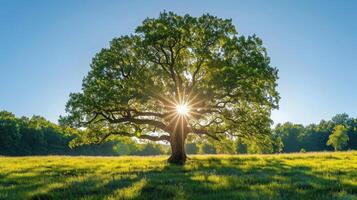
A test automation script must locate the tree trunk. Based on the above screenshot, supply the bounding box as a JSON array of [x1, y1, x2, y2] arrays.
[[168, 128, 187, 165]]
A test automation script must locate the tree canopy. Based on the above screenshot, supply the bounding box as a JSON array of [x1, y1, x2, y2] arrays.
[[61, 12, 279, 164]]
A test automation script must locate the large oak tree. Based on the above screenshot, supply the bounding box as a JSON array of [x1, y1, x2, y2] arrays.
[[61, 12, 280, 164]]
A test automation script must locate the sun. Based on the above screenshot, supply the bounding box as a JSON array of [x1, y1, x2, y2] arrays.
[[176, 103, 189, 115]]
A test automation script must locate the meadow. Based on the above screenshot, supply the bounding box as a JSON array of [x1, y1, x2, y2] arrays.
[[0, 152, 356, 200]]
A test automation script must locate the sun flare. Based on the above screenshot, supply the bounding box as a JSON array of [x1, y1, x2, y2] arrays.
[[176, 103, 189, 115]]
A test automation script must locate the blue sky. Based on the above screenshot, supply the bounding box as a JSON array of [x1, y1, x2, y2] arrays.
[[0, 0, 356, 125]]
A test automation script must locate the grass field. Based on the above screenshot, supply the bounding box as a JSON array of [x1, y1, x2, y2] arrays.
[[0, 152, 356, 200]]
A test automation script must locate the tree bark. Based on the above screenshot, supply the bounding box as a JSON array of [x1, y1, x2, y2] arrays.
[[168, 127, 187, 164]]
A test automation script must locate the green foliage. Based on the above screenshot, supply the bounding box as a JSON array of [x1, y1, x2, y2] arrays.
[[273, 122, 304, 152], [271, 113, 357, 153], [272, 134, 284, 153], [2, 110, 357, 156], [1, 152, 356, 199], [0, 111, 20, 155], [61, 12, 279, 153], [327, 125, 349, 151], [0, 110, 167, 156]]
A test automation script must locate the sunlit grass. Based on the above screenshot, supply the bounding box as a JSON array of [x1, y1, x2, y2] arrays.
[[0, 152, 356, 199]]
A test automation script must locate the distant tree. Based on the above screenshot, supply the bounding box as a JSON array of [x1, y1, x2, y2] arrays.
[[0, 111, 21, 155], [273, 123, 303, 152], [236, 140, 248, 154], [327, 125, 349, 151], [113, 140, 136, 155], [186, 143, 199, 154], [198, 142, 216, 154], [331, 113, 350, 125], [137, 143, 163, 155], [347, 118, 357, 150], [60, 12, 279, 164], [272, 133, 284, 153], [299, 124, 330, 152]]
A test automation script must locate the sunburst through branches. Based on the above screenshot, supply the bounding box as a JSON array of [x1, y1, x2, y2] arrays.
[[176, 103, 189, 115], [158, 89, 208, 136]]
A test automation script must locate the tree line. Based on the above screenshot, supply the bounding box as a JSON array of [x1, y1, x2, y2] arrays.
[[0, 110, 356, 156], [0, 110, 167, 156], [271, 113, 356, 153]]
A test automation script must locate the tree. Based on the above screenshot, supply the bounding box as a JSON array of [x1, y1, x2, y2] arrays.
[[272, 133, 284, 153], [0, 111, 21, 155], [60, 12, 279, 164], [273, 122, 303, 152], [327, 125, 349, 151], [331, 113, 350, 125]]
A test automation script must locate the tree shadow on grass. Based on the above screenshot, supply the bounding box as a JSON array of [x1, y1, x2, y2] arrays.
[[1, 157, 356, 200], [132, 157, 357, 200]]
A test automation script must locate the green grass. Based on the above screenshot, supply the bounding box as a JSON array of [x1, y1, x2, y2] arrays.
[[0, 152, 356, 200]]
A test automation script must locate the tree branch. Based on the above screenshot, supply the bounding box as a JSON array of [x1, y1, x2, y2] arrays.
[[98, 131, 170, 143], [189, 127, 221, 141], [100, 113, 170, 133], [191, 58, 204, 88]]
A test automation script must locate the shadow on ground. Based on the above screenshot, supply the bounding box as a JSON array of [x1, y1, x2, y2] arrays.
[[0, 156, 356, 200]]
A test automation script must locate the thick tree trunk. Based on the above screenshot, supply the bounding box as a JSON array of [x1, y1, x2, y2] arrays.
[[168, 128, 187, 164]]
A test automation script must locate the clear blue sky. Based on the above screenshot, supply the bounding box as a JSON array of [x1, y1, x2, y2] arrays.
[[1, 0, 356, 125]]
